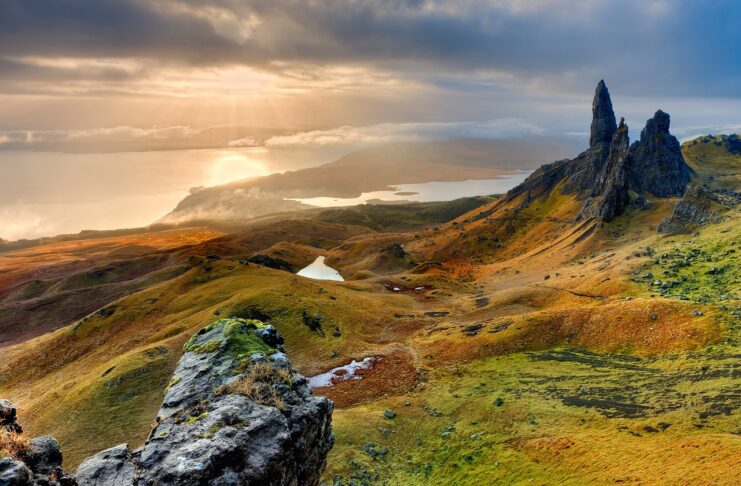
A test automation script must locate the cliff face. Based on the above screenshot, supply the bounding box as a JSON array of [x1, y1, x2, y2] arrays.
[[2, 319, 334, 486], [561, 80, 616, 194], [590, 80, 618, 148]]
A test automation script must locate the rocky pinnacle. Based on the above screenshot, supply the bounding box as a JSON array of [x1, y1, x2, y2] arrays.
[[590, 80, 618, 147], [579, 118, 631, 222], [628, 109, 691, 197]]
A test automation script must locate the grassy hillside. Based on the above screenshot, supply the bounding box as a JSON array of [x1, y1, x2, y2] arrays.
[[0, 137, 739, 483], [682, 134, 741, 190]]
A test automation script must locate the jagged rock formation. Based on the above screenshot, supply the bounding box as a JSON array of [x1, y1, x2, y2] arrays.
[[658, 183, 729, 233], [0, 401, 77, 485], [579, 119, 631, 221], [2, 319, 333, 486], [628, 110, 692, 197], [590, 80, 618, 147], [561, 80, 617, 194], [506, 80, 692, 223], [75, 318, 333, 486]]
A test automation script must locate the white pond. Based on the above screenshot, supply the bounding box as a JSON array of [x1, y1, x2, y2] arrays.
[[286, 172, 531, 208], [308, 357, 380, 388], [296, 256, 344, 281]]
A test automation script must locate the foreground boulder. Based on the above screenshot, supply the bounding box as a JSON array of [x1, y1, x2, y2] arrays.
[[75, 318, 333, 485], [2, 318, 333, 486]]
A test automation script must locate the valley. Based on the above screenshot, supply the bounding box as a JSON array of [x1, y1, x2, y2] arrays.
[[0, 82, 739, 485]]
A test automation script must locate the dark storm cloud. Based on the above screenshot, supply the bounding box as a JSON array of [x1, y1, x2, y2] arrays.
[[0, 0, 740, 97], [0, 57, 143, 83]]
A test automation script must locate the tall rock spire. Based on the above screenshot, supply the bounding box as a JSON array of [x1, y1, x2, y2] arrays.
[[579, 118, 630, 222], [562, 80, 618, 194], [590, 80, 618, 147]]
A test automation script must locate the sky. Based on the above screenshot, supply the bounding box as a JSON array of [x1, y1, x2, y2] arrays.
[[1, 0, 740, 152], [1, 0, 741, 241]]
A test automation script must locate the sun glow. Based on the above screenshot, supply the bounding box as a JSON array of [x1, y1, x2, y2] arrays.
[[205, 151, 269, 187]]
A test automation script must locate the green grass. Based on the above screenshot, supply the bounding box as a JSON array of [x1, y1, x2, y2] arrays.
[[637, 217, 740, 346], [325, 347, 740, 485], [316, 197, 493, 231], [29, 344, 179, 466], [682, 134, 741, 190], [183, 317, 276, 358]]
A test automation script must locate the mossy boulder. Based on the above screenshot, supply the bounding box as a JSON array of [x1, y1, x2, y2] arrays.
[[183, 318, 277, 358]]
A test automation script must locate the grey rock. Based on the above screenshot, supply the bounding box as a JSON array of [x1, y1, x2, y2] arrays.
[[502, 82, 694, 223], [0, 399, 21, 434], [628, 110, 691, 197], [590, 80, 618, 148], [0, 457, 33, 485], [579, 119, 631, 222], [75, 445, 136, 486], [658, 183, 728, 233], [25, 436, 62, 475], [254, 325, 285, 351], [0, 403, 76, 485], [76, 318, 333, 486], [561, 80, 617, 194]]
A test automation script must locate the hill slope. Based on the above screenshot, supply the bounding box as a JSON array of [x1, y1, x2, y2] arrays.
[[1, 82, 739, 484]]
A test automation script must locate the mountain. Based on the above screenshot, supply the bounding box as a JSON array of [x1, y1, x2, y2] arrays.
[[159, 138, 581, 225], [1, 82, 739, 485]]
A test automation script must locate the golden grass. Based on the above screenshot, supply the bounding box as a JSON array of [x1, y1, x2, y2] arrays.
[[0, 167, 737, 483], [0, 429, 30, 461], [215, 362, 293, 411]]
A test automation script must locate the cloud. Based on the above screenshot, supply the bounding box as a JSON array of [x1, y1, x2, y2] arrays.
[[0, 0, 740, 98], [0, 125, 199, 149], [258, 119, 543, 148], [0, 204, 57, 241]]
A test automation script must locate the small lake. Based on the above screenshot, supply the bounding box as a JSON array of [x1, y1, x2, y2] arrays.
[[296, 256, 344, 281], [287, 172, 531, 208], [308, 357, 380, 388]]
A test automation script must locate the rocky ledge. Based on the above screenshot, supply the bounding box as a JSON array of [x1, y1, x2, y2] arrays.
[[658, 183, 731, 234], [2, 318, 334, 486]]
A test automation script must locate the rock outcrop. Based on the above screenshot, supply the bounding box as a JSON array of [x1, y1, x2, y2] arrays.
[[628, 110, 692, 197], [76, 318, 333, 485], [2, 319, 333, 486], [505, 81, 692, 223], [579, 119, 631, 222], [0, 401, 77, 485], [658, 183, 729, 233]]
